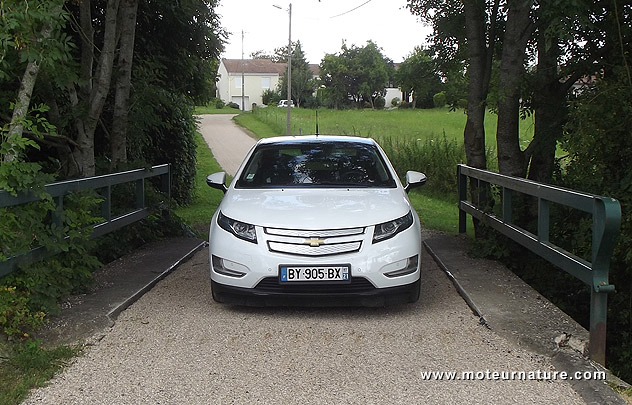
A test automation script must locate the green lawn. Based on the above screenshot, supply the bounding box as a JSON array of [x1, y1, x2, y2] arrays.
[[173, 132, 226, 236], [249, 106, 535, 151]]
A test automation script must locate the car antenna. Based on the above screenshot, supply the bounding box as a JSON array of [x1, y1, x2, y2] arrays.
[[315, 110, 319, 136]]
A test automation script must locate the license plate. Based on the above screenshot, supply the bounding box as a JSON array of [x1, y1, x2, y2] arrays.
[[279, 265, 350, 282]]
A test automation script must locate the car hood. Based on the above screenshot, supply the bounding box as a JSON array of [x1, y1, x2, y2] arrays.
[[219, 188, 412, 229]]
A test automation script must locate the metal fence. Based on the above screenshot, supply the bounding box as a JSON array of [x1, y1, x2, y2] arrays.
[[457, 164, 621, 366], [0, 164, 170, 277]]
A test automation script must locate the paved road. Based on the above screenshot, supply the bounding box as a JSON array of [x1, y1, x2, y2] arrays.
[[24, 115, 585, 404], [197, 114, 256, 176]]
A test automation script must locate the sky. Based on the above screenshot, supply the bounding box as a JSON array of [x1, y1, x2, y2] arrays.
[[217, 0, 432, 65]]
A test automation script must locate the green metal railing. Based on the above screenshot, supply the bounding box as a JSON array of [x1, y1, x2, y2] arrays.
[[0, 164, 171, 277], [457, 164, 621, 366]]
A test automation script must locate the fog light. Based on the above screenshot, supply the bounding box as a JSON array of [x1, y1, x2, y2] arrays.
[[384, 255, 418, 278], [212, 255, 246, 278]]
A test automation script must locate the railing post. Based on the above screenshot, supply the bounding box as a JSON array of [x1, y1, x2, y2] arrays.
[[589, 197, 620, 365], [100, 186, 112, 221], [502, 187, 512, 223], [136, 179, 145, 209], [589, 290, 608, 366], [458, 165, 467, 234], [538, 198, 550, 243]]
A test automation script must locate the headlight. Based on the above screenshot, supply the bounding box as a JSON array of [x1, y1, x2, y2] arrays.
[[218, 212, 257, 243], [372, 211, 414, 243]]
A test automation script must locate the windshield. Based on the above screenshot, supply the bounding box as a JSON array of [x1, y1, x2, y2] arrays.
[[236, 141, 396, 188]]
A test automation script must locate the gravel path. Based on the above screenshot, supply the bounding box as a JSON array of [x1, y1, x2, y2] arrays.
[[24, 251, 583, 404]]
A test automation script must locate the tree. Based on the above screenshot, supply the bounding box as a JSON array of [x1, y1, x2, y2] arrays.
[[1, 0, 68, 163], [277, 41, 317, 107], [396, 47, 443, 108], [1, 0, 226, 200], [319, 41, 392, 109]]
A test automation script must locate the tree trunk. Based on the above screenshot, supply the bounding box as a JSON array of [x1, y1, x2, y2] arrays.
[[526, 34, 563, 183], [496, 0, 534, 178], [110, 0, 138, 168], [4, 61, 41, 163], [462, 0, 498, 238], [3, 20, 55, 162], [462, 0, 494, 171], [72, 0, 121, 177]]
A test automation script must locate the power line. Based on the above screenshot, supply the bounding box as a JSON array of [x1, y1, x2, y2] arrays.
[[329, 0, 373, 18]]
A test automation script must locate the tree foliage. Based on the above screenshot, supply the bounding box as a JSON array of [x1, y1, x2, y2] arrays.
[[319, 41, 393, 109], [277, 41, 317, 108], [395, 46, 443, 108]]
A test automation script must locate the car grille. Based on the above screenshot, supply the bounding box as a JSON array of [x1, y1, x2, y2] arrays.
[[264, 227, 365, 257], [254, 277, 376, 294]]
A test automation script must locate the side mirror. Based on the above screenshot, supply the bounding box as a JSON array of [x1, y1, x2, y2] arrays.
[[404, 171, 427, 194], [206, 172, 227, 194]]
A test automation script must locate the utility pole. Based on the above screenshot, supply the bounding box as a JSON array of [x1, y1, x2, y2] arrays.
[[274, 3, 292, 135], [241, 30, 245, 111], [286, 3, 292, 135]]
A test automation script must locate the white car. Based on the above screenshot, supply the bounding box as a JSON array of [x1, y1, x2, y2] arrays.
[[206, 135, 426, 306], [277, 99, 294, 108]]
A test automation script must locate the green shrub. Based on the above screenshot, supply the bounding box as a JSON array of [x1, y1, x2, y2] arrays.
[[398, 101, 412, 109], [129, 88, 197, 205], [376, 134, 466, 196], [433, 92, 447, 108], [262, 89, 280, 106], [228, 102, 240, 109], [374, 96, 386, 109], [390, 97, 400, 107], [215, 99, 225, 109]]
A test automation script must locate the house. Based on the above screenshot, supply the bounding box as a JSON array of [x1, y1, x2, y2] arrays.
[[216, 59, 286, 111], [217, 58, 403, 109]]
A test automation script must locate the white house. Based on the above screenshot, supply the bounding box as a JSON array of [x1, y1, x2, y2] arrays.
[[217, 58, 403, 109], [216, 59, 287, 111]]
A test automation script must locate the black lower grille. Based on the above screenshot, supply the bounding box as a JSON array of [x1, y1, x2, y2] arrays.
[[254, 277, 376, 294]]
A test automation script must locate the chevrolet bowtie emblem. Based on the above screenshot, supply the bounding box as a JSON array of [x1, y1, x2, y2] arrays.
[[304, 237, 325, 247]]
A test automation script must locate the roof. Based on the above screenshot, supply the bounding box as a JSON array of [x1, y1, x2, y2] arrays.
[[256, 135, 376, 146], [222, 59, 321, 76], [222, 59, 287, 75]]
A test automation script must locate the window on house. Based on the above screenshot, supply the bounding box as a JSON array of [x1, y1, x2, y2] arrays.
[[235, 77, 242, 89], [261, 77, 271, 90]]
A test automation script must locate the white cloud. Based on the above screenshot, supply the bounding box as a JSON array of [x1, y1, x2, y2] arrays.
[[217, 0, 432, 64]]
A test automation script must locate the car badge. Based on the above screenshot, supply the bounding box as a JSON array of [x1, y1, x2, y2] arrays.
[[304, 237, 325, 247]]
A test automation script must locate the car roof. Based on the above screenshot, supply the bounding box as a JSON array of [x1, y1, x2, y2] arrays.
[[255, 135, 378, 146]]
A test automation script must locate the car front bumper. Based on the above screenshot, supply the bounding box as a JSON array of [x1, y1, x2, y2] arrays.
[[211, 278, 421, 307]]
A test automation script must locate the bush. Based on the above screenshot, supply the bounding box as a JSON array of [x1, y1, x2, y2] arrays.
[[228, 102, 240, 109], [374, 96, 386, 109], [128, 87, 197, 205], [391, 97, 400, 107], [262, 89, 280, 106], [398, 101, 412, 109], [433, 92, 447, 108], [215, 99, 225, 109], [376, 135, 468, 196]]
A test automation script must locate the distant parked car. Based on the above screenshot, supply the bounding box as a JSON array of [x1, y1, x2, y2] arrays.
[[277, 99, 294, 108], [206, 135, 427, 307]]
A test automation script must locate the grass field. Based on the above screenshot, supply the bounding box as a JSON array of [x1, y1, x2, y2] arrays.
[[249, 106, 535, 153]]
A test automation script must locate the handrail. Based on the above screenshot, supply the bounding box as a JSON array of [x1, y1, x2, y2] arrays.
[[0, 164, 171, 277], [457, 164, 621, 366]]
